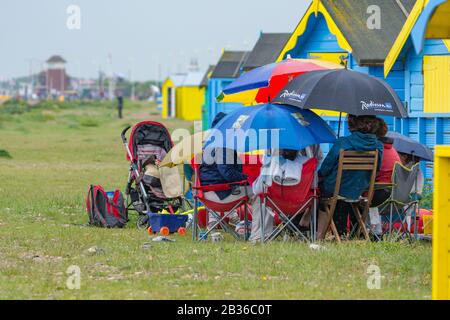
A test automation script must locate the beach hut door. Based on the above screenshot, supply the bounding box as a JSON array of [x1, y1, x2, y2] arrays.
[[168, 87, 176, 118]]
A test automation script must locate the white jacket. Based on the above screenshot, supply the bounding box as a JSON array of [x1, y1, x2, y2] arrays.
[[252, 150, 309, 195]]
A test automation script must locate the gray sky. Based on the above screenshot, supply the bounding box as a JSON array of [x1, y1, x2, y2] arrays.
[[0, 0, 309, 81]]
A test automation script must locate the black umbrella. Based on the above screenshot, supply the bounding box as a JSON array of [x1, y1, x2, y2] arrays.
[[387, 131, 434, 162], [273, 69, 407, 118]]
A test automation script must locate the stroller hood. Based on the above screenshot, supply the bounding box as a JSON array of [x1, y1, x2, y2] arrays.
[[127, 121, 174, 161]]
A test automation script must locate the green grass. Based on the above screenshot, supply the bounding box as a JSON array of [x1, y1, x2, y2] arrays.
[[0, 101, 432, 299]]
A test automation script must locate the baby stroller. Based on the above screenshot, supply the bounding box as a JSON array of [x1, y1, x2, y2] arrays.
[[121, 121, 189, 228]]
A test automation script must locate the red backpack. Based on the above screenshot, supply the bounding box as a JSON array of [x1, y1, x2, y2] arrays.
[[86, 185, 127, 228]]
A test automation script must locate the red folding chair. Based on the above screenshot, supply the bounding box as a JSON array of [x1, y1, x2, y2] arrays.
[[191, 154, 262, 241], [263, 158, 318, 242]]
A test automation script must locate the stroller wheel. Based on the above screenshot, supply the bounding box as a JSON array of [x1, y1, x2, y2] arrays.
[[136, 215, 149, 230]]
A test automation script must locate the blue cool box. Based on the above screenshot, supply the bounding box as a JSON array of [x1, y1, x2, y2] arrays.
[[147, 213, 188, 234]]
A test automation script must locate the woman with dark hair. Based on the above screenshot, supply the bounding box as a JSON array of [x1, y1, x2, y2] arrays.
[[317, 115, 384, 239], [367, 118, 401, 236], [372, 118, 401, 205]]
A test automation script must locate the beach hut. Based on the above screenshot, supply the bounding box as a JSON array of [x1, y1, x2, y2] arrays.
[[176, 72, 205, 121], [162, 74, 186, 119], [205, 51, 250, 128], [277, 0, 450, 181], [162, 72, 205, 121], [200, 65, 216, 130]]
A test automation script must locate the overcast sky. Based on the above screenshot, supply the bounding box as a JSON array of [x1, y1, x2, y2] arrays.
[[0, 0, 309, 81]]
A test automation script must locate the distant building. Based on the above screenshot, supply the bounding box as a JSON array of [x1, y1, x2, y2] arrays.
[[36, 55, 71, 96]]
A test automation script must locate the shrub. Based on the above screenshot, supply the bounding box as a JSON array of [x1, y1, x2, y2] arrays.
[[0, 99, 30, 114], [420, 191, 432, 210], [0, 149, 12, 158], [78, 118, 99, 127]]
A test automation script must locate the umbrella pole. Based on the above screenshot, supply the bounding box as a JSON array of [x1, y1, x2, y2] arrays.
[[412, 153, 419, 241], [337, 112, 342, 138], [312, 171, 318, 243]]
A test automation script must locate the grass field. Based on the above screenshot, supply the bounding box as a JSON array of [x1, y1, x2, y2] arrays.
[[0, 101, 431, 299]]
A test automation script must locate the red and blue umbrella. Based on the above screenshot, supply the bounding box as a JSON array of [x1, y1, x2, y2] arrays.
[[217, 59, 343, 106]]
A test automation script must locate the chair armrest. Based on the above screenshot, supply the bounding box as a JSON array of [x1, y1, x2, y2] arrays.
[[374, 182, 394, 190], [193, 180, 249, 192]]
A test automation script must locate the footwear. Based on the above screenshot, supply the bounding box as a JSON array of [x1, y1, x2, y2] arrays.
[[235, 221, 251, 236]]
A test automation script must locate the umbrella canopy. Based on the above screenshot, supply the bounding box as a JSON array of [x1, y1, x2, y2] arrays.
[[204, 104, 336, 152], [160, 130, 211, 168], [217, 59, 343, 106], [273, 69, 407, 118], [387, 132, 434, 162]]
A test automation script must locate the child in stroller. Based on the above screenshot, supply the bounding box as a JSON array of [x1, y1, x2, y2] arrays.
[[121, 121, 189, 228]]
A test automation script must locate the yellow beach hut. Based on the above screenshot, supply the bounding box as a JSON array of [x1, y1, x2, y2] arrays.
[[175, 72, 205, 121], [162, 74, 186, 119], [162, 72, 205, 121]]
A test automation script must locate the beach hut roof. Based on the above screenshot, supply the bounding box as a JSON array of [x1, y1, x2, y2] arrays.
[[243, 33, 291, 71], [200, 65, 216, 87], [211, 51, 250, 79], [182, 72, 205, 87], [320, 0, 417, 66], [167, 74, 187, 87], [278, 0, 421, 76]]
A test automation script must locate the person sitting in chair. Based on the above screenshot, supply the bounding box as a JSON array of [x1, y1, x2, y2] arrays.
[[199, 112, 252, 229], [317, 115, 383, 239], [367, 118, 401, 236], [200, 112, 252, 204], [249, 149, 310, 242], [200, 147, 251, 203], [398, 152, 424, 197]]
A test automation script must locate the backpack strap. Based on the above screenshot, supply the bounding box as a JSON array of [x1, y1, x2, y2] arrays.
[[93, 186, 108, 227]]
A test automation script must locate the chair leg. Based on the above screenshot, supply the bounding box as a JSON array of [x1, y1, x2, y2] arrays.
[[352, 204, 370, 241], [206, 210, 240, 240], [192, 198, 199, 241], [244, 203, 249, 241], [330, 221, 341, 243], [317, 198, 338, 241]]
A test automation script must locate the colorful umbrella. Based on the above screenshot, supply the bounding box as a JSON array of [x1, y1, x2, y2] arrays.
[[217, 59, 343, 106], [204, 104, 336, 152]]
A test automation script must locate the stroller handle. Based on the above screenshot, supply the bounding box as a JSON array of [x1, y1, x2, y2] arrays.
[[121, 126, 131, 144]]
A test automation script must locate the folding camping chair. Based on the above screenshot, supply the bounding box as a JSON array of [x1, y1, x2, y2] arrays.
[[377, 162, 421, 242], [318, 150, 379, 242], [191, 154, 262, 241], [263, 158, 318, 242]]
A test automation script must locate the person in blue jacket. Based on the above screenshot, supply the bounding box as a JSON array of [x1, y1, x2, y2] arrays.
[[317, 115, 383, 239], [199, 113, 252, 229], [200, 147, 250, 202]]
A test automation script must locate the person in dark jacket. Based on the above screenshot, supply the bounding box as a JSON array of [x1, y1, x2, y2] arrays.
[[317, 115, 383, 239], [200, 147, 250, 201], [199, 112, 252, 229], [117, 93, 124, 119]]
